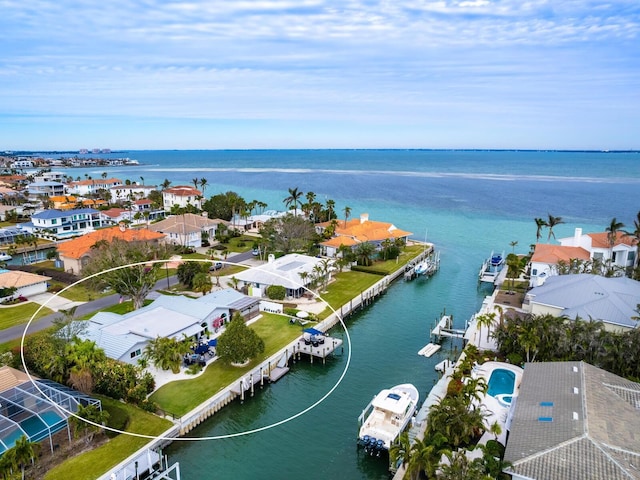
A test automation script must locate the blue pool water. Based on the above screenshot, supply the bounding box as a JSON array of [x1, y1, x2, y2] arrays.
[[487, 369, 516, 397]]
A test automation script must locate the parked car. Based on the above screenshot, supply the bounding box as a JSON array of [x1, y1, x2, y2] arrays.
[[209, 261, 223, 271]]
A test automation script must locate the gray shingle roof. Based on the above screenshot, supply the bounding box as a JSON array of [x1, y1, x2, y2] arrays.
[[527, 274, 640, 328], [505, 361, 640, 480]]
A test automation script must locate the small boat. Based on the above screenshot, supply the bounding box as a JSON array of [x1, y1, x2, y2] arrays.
[[357, 384, 419, 455], [479, 250, 504, 283], [0, 252, 11, 262], [417, 343, 441, 358]]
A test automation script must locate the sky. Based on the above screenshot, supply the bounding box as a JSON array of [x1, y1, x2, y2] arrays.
[[1, 0, 639, 151]]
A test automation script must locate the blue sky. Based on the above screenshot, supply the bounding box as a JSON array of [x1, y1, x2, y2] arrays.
[[1, 0, 639, 150]]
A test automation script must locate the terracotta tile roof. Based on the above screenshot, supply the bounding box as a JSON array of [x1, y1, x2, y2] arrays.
[[163, 185, 201, 196], [100, 208, 127, 218], [0, 270, 51, 288], [57, 226, 165, 259], [321, 236, 360, 248], [588, 231, 637, 248], [319, 214, 412, 246], [531, 243, 591, 264], [71, 178, 122, 186]]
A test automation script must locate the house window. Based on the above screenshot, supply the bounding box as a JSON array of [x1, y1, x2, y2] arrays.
[[130, 349, 142, 359], [51, 219, 57, 225], [593, 252, 603, 260]]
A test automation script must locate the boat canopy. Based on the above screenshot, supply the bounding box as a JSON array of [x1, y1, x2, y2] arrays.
[[303, 328, 324, 336]]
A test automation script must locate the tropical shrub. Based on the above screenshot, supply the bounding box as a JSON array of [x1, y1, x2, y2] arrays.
[[266, 285, 286, 300], [217, 312, 265, 364]]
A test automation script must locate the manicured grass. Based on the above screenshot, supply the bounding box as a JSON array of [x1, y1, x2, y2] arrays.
[[217, 235, 257, 254], [44, 396, 173, 480], [317, 271, 382, 311], [0, 302, 54, 330], [149, 313, 305, 416]]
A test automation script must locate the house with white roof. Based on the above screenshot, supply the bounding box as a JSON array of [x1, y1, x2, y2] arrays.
[[234, 253, 329, 298], [196, 288, 260, 328], [523, 273, 640, 331], [19, 208, 106, 239], [76, 291, 259, 364]]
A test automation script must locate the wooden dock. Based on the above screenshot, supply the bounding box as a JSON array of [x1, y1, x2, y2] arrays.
[[405, 250, 440, 281]]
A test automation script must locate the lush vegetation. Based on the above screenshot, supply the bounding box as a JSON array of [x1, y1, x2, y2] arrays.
[[391, 346, 511, 480], [216, 312, 265, 364], [493, 312, 640, 380]]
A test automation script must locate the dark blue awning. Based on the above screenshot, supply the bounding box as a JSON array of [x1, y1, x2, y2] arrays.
[[303, 328, 324, 336], [208, 339, 217, 347]]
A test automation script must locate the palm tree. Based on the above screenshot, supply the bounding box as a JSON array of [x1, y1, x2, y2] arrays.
[[283, 187, 303, 216], [161, 178, 171, 190], [139, 176, 144, 186], [475, 312, 496, 348], [355, 242, 375, 266], [144, 336, 190, 373], [605, 217, 625, 269], [199, 178, 208, 196], [534, 217, 548, 242], [509, 240, 518, 254], [325, 198, 335, 221], [622, 211, 640, 275], [13, 435, 36, 480], [389, 431, 412, 473], [343, 205, 352, 227], [546, 214, 564, 241]]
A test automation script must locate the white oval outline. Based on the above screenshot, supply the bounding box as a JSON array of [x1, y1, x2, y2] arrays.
[[21, 258, 352, 441]]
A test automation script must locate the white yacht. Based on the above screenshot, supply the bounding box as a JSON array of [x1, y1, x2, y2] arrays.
[[358, 383, 419, 455]]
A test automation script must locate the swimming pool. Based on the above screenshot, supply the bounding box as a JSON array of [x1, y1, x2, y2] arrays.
[[487, 368, 516, 398]]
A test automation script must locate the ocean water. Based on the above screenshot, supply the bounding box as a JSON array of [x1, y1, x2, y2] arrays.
[[63, 150, 639, 479]]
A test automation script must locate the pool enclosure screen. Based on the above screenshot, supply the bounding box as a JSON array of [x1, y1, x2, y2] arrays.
[[0, 378, 101, 455]]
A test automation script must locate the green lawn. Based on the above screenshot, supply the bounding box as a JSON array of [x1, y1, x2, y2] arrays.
[[149, 313, 305, 416], [317, 270, 383, 312], [0, 302, 54, 330], [44, 396, 173, 480]]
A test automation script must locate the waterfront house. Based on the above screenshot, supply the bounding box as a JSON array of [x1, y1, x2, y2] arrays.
[[56, 225, 165, 274], [161, 185, 202, 212], [0, 227, 23, 245], [529, 228, 638, 287], [196, 288, 261, 325], [75, 292, 255, 364], [316, 213, 412, 257], [523, 273, 640, 331], [559, 227, 637, 272], [149, 213, 226, 248], [0, 269, 51, 300], [234, 253, 329, 298], [528, 243, 591, 287], [504, 361, 640, 480], [20, 208, 106, 240]]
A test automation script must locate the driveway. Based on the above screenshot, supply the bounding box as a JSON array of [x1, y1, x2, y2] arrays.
[[28, 293, 85, 313]]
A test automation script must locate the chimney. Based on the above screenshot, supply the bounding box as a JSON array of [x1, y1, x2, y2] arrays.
[[360, 213, 369, 224], [574, 227, 582, 246]]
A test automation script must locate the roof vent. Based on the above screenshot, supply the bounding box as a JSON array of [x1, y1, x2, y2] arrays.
[[572, 366, 578, 373], [573, 387, 579, 394], [573, 412, 579, 420]]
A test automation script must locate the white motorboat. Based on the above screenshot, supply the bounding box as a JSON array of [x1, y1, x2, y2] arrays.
[[0, 252, 11, 262], [357, 383, 419, 455]]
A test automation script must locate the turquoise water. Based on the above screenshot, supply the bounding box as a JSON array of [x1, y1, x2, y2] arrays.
[[53, 150, 638, 479], [487, 369, 516, 397]]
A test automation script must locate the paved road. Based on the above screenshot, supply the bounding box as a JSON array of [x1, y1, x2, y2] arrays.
[[0, 250, 256, 345], [0, 274, 180, 345]]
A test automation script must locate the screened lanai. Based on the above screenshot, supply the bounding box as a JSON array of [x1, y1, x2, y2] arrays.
[[0, 227, 22, 246], [0, 367, 101, 455]]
